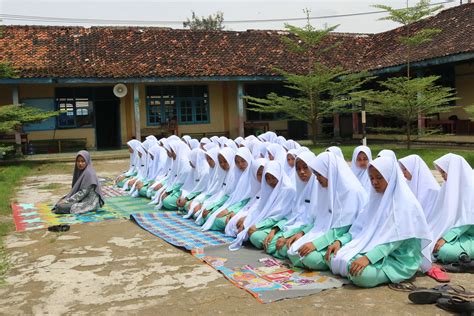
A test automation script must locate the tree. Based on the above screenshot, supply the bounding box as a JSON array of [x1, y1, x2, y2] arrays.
[[356, 76, 458, 149], [0, 105, 58, 155], [183, 11, 225, 31], [363, 1, 458, 149], [373, 0, 443, 78], [245, 11, 373, 145], [0, 63, 58, 156]]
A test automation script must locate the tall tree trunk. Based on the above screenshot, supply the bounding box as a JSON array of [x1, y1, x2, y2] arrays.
[[406, 122, 411, 150], [310, 119, 319, 146]]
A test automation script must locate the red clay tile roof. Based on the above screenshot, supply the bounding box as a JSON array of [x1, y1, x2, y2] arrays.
[[0, 3, 472, 79]]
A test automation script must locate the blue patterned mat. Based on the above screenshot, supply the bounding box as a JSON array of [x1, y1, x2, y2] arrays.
[[130, 212, 235, 250]]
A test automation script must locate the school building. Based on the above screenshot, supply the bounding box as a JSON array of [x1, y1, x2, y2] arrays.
[[0, 3, 473, 151]]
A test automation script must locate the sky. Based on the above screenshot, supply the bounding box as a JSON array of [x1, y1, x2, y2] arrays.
[[0, 0, 461, 34]]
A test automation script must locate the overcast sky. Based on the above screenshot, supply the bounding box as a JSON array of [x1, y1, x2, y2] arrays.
[[0, 0, 461, 33]]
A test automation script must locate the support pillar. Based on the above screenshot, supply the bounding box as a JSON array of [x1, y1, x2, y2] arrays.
[[12, 86, 22, 154], [237, 82, 245, 137], [133, 84, 141, 141]]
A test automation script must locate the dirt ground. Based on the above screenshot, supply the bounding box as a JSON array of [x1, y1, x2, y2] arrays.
[[0, 159, 472, 315]]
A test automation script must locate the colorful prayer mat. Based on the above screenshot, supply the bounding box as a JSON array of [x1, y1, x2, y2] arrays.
[[130, 212, 235, 250], [12, 196, 156, 232], [192, 245, 348, 303], [11, 203, 120, 232], [99, 177, 127, 198]]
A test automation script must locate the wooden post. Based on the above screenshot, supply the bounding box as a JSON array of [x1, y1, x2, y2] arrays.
[[352, 111, 360, 135], [12, 86, 22, 155], [333, 113, 340, 139], [237, 82, 245, 137], [361, 99, 367, 146], [133, 83, 141, 141]]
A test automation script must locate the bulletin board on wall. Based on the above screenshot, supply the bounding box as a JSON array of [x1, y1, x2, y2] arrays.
[[21, 98, 56, 131]]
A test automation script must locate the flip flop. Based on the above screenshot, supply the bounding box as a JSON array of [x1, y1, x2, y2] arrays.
[[388, 282, 421, 292], [47, 224, 70, 232], [436, 296, 474, 314], [426, 266, 450, 283], [433, 284, 474, 299]]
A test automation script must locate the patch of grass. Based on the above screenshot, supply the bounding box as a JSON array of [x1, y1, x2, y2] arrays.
[[38, 183, 63, 190], [0, 162, 36, 283], [310, 144, 474, 167]]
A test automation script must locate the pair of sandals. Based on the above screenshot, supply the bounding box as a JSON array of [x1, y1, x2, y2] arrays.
[[390, 282, 474, 314]]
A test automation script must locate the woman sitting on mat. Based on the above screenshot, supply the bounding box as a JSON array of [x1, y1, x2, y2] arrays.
[[329, 156, 432, 288], [202, 147, 258, 232], [229, 160, 295, 251], [174, 148, 212, 213], [150, 140, 191, 209], [351, 145, 372, 193], [53, 150, 104, 215], [116, 139, 141, 188], [287, 151, 367, 271], [195, 147, 242, 225], [184, 147, 221, 219], [427, 153, 474, 264], [136, 143, 168, 198], [266, 151, 316, 259], [146, 139, 173, 199], [224, 158, 267, 238]]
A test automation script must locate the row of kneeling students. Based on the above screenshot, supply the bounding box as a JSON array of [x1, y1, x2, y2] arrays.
[[115, 132, 474, 288]]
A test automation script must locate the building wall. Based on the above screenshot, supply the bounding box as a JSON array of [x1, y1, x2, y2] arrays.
[[440, 63, 474, 120], [0, 84, 133, 148]]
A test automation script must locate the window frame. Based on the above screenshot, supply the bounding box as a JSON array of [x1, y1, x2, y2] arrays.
[[146, 85, 210, 126]]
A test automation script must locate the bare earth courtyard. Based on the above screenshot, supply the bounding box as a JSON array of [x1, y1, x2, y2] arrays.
[[0, 159, 472, 315]]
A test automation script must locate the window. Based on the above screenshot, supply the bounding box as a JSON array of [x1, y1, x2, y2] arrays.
[[146, 85, 210, 125], [55, 88, 94, 128], [244, 83, 292, 121]]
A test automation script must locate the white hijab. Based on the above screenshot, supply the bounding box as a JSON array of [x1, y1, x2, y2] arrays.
[[202, 147, 258, 231], [200, 147, 237, 210], [288, 152, 368, 256], [283, 139, 301, 151], [280, 151, 317, 234], [225, 158, 267, 237], [425, 154, 474, 257], [377, 149, 397, 160], [184, 147, 221, 218], [229, 161, 296, 251], [180, 148, 211, 198], [398, 154, 440, 217], [267, 143, 287, 166], [331, 156, 432, 277], [326, 146, 344, 160], [351, 145, 372, 192], [146, 144, 169, 182], [125, 139, 141, 174]]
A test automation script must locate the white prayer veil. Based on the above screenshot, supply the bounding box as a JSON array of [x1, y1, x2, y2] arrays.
[[229, 160, 296, 251], [330, 156, 432, 277], [351, 145, 373, 193], [398, 154, 440, 218], [288, 152, 368, 256]]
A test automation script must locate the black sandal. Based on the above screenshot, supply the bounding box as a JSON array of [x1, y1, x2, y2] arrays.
[[48, 224, 70, 232], [388, 282, 421, 292], [436, 296, 474, 314]]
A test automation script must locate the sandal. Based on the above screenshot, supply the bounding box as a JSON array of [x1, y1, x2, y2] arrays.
[[388, 282, 421, 292], [426, 265, 450, 283], [436, 296, 474, 314], [47, 224, 70, 232], [433, 284, 474, 299]]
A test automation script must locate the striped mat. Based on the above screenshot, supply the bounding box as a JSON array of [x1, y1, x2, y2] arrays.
[[131, 212, 235, 250]]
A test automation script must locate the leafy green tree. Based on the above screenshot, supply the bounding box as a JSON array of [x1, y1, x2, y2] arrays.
[[245, 11, 373, 145], [373, 0, 443, 78], [183, 11, 225, 31], [356, 76, 458, 149], [363, 1, 461, 149], [0, 63, 58, 155]]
